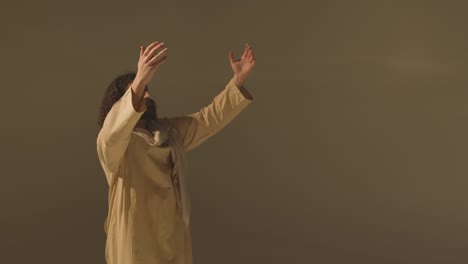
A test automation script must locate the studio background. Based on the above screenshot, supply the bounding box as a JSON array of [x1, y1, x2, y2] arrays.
[[2, 1, 468, 263]]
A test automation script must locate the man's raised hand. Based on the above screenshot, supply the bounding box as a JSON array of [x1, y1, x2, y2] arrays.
[[130, 41, 168, 111], [229, 43, 256, 87], [135, 41, 168, 86]]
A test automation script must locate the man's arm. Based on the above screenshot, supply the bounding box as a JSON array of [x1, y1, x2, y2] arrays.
[[164, 42, 257, 152], [164, 77, 253, 152], [97, 84, 147, 174], [96, 41, 168, 178], [234, 81, 253, 100]]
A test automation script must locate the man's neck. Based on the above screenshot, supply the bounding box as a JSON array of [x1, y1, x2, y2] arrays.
[[135, 119, 157, 135], [135, 119, 147, 130]]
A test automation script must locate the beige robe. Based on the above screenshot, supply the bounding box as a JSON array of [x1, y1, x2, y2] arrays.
[[96, 79, 252, 264]]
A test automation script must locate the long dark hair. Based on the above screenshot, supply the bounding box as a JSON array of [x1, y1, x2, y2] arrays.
[[97, 72, 136, 129]]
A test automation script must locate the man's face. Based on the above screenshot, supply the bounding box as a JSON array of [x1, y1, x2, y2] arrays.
[[141, 86, 157, 121]]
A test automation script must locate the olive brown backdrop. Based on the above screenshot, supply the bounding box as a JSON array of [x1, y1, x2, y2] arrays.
[[2, 0, 468, 263]]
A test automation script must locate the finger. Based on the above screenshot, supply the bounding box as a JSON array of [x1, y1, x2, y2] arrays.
[[246, 46, 255, 60], [230, 51, 240, 62], [247, 47, 254, 63], [140, 46, 145, 56], [143, 41, 160, 56], [250, 48, 255, 60], [145, 43, 166, 63], [149, 55, 168, 68], [245, 49, 253, 61], [241, 43, 249, 58], [145, 43, 165, 60], [229, 51, 235, 63], [144, 41, 160, 56], [148, 49, 168, 65]]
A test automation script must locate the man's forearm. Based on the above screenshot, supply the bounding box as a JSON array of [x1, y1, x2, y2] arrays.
[[130, 78, 147, 112], [231, 75, 253, 100]]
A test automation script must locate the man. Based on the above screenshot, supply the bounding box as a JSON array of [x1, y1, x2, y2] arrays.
[[96, 41, 256, 264]]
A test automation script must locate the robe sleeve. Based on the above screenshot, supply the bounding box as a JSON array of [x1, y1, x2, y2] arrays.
[[164, 78, 253, 152], [96, 86, 147, 177]]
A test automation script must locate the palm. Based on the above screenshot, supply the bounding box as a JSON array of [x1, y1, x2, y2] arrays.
[[229, 44, 256, 76]]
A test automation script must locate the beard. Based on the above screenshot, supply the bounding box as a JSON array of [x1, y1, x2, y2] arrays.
[[140, 98, 158, 121]]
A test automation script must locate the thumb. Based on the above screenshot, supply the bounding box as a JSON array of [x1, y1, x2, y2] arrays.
[[140, 45, 145, 56], [229, 51, 235, 64]]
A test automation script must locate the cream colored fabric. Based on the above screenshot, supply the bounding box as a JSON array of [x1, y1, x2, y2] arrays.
[[137, 121, 190, 228], [96, 79, 252, 264], [166, 126, 190, 227]]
